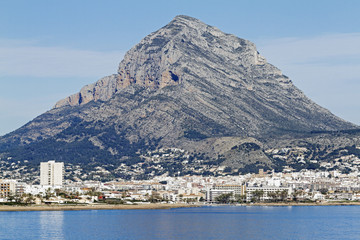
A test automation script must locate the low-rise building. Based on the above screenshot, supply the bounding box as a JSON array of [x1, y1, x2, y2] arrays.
[[0, 179, 16, 198], [206, 189, 234, 202], [246, 186, 290, 202]]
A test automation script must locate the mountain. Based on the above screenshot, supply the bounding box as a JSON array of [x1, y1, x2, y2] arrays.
[[0, 15, 358, 179]]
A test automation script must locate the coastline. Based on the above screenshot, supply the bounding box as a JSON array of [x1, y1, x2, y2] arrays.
[[248, 201, 360, 206], [0, 203, 197, 212], [202, 201, 360, 207], [1, 201, 360, 212]]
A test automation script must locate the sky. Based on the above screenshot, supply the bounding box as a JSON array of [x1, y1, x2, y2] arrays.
[[0, 0, 359, 136]]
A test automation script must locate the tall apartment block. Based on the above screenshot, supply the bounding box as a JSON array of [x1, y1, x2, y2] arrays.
[[40, 160, 64, 186]]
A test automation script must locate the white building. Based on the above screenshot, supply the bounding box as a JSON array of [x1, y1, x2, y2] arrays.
[[40, 161, 64, 186], [214, 184, 245, 195], [246, 186, 290, 202], [206, 184, 245, 202], [0, 179, 16, 198], [206, 189, 234, 202]]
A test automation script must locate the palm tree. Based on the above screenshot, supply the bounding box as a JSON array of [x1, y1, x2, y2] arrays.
[[215, 193, 233, 204], [55, 188, 61, 196], [252, 190, 264, 202], [45, 188, 54, 200], [280, 190, 288, 202], [292, 190, 302, 202], [7, 193, 15, 203], [149, 191, 161, 203], [24, 193, 34, 205], [35, 194, 43, 204], [268, 192, 278, 202], [235, 194, 246, 203]]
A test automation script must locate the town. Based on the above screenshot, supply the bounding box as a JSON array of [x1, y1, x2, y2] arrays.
[[1, 159, 360, 205]]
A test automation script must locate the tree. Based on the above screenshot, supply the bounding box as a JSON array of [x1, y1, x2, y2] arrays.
[[55, 189, 61, 196], [319, 188, 328, 195], [148, 191, 162, 203], [14, 194, 22, 204], [7, 193, 15, 203], [252, 190, 264, 202], [85, 189, 102, 197], [35, 194, 43, 204], [292, 190, 302, 202], [45, 188, 54, 200], [185, 198, 196, 203], [234, 194, 246, 203], [23, 193, 34, 205], [279, 190, 288, 202], [267, 192, 278, 202], [215, 193, 233, 203]]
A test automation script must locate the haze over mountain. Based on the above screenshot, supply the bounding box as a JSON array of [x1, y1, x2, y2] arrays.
[[0, 16, 359, 178]]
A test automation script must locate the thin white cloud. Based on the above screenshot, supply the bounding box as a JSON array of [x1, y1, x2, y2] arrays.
[[0, 96, 47, 136], [0, 39, 125, 135], [257, 33, 360, 64], [256, 33, 360, 125], [0, 39, 124, 78], [1, 34, 359, 136]]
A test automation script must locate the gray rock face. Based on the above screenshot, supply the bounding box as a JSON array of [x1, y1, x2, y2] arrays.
[[0, 15, 357, 169], [55, 15, 284, 108], [53, 15, 355, 135]]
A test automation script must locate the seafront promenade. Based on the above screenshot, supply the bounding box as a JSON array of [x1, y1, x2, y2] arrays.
[[2, 201, 360, 212], [0, 203, 196, 211]]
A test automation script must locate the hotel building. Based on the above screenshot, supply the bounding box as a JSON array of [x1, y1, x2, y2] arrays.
[[40, 160, 64, 186]]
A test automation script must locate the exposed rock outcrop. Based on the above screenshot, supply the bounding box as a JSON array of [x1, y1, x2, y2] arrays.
[[0, 15, 357, 172], [55, 15, 284, 108]]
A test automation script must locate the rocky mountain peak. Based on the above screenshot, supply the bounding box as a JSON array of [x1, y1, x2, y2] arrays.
[[50, 15, 356, 136], [1, 16, 358, 178], [54, 15, 271, 108]]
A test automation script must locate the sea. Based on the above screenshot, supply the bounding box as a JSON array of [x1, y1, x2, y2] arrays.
[[0, 205, 359, 240]]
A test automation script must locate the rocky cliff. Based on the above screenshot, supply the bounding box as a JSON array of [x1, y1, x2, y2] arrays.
[[53, 15, 356, 136], [0, 16, 358, 177]]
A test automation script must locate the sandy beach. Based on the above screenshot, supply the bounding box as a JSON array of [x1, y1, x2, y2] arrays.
[[0, 203, 197, 212]]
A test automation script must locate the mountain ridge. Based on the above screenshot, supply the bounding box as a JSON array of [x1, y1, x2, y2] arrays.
[[0, 15, 358, 179], [54, 15, 285, 108]]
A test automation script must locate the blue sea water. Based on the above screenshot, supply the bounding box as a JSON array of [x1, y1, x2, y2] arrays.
[[0, 206, 359, 240]]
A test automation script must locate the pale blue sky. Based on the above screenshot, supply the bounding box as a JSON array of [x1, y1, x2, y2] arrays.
[[1, 0, 359, 135]]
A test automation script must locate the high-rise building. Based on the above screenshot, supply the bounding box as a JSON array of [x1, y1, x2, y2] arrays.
[[40, 161, 64, 186]]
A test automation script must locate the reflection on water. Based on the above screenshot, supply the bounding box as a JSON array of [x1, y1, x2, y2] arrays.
[[1, 206, 360, 240], [39, 211, 64, 240]]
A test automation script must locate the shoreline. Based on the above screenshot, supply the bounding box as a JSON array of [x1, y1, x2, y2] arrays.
[[0, 203, 197, 212], [1, 201, 360, 212], [207, 201, 360, 207], [248, 201, 360, 206]]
